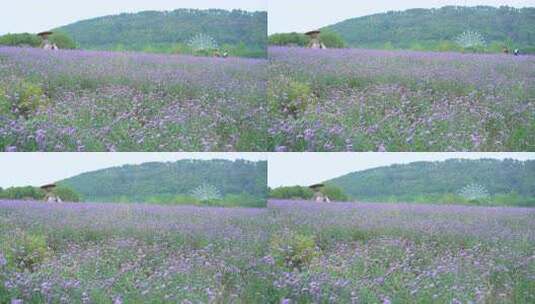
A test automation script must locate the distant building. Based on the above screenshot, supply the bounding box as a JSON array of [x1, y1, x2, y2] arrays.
[[309, 184, 330, 203], [40, 184, 62, 203], [37, 31, 59, 50], [305, 30, 326, 49]]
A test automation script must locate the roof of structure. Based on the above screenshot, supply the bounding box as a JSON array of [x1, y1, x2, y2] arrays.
[[309, 183, 325, 190], [37, 31, 53, 37], [40, 183, 57, 190], [305, 30, 321, 36]]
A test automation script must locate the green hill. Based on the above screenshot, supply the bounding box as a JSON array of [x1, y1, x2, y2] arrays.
[[326, 159, 535, 206], [55, 9, 267, 57], [323, 6, 535, 52], [59, 159, 267, 207]]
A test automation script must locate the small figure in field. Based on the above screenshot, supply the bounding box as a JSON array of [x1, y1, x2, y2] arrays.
[[309, 184, 331, 203], [214, 49, 229, 58], [305, 30, 327, 49], [41, 184, 62, 203], [43, 43, 59, 50], [37, 31, 59, 50], [514, 49, 520, 56]]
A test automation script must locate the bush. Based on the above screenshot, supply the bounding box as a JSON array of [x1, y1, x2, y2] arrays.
[[270, 232, 319, 270], [320, 31, 346, 48], [9, 80, 47, 118], [268, 76, 313, 117], [49, 32, 77, 49], [269, 186, 314, 200], [0, 186, 45, 200], [4, 231, 50, 271], [0, 32, 76, 49], [0, 185, 81, 202], [268, 32, 308, 46], [0, 33, 41, 47], [268, 31, 346, 48], [53, 186, 81, 202], [321, 185, 348, 202]]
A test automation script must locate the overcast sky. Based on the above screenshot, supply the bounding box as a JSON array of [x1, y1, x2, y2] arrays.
[[0, 153, 267, 188], [0, 0, 267, 35], [268, 153, 535, 188], [269, 0, 535, 34]]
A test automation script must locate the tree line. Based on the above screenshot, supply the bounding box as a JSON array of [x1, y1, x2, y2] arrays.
[[0, 186, 80, 202], [325, 6, 535, 53], [57, 9, 267, 57], [0, 32, 76, 49], [269, 6, 535, 54], [327, 159, 535, 206], [59, 159, 268, 206]]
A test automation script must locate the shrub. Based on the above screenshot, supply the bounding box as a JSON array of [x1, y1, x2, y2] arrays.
[[49, 32, 77, 49], [268, 33, 308, 46], [268, 31, 346, 48], [270, 231, 319, 270], [0, 186, 45, 200], [0, 33, 41, 47], [9, 81, 47, 118], [0, 32, 76, 49], [320, 31, 346, 48], [268, 77, 313, 117], [321, 185, 349, 202], [53, 186, 81, 202], [5, 231, 50, 271], [269, 186, 314, 200]]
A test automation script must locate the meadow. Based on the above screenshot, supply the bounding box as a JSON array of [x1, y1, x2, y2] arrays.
[[0, 47, 267, 152], [1, 199, 533, 303], [268, 47, 535, 152]]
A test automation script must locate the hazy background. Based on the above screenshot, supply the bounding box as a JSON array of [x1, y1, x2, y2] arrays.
[[269, 0, 535, 34], [0, 153, 267, 188], [0, 0, 267, 35], [268, 153, 535, 188]]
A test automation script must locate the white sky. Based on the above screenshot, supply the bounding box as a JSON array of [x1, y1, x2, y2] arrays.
[[269, 0, 535, 34], [0, 153, 267, 188], [0, 0, 267, 35], [267, 153, 535, 188]]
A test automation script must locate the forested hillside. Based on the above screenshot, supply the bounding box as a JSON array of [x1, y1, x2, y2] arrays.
[[59, 159, 267, 206], [324, 6, 535, 52], [327, 159, 535, 206], [55, 9, 267, 56]]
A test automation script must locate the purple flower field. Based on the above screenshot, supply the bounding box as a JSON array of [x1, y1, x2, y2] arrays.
[[0, 47, 267, 151], [268, 47, 535, 152], [1, 199, 533, 303], [0, 200, 269, 303]]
